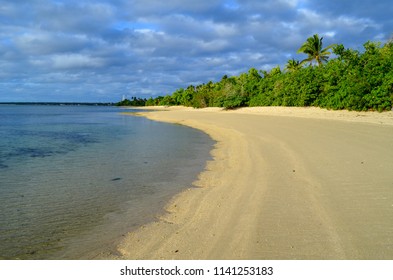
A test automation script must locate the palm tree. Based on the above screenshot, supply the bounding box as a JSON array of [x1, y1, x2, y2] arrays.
[[297, 34, 335, 66], [285, 58, 301, 72]]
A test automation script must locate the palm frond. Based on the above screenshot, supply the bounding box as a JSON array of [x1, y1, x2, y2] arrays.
[[297, 34, 335, 66]]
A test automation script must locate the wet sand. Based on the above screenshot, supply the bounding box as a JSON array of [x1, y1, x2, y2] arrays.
[[116, 106, 393, 259]]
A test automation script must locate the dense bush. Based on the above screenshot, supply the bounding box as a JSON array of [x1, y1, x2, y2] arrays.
[[115, 97, 147, 106], [130, 39, 393, 111]]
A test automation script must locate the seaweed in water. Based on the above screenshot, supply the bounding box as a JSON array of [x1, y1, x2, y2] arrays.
[[12, 148, 55, 158]]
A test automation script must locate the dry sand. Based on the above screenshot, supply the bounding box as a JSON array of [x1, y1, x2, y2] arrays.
[[116, 106, 393, 260]]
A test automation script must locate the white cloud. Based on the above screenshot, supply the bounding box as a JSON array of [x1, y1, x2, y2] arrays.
[[51, 54, 105, 69], [197, 39, 230, 53]]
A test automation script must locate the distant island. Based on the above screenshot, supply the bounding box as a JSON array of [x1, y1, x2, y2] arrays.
[[117, 35, 393, 112]]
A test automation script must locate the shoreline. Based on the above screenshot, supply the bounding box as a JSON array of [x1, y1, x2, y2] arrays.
[[114, 106, 393, 259]]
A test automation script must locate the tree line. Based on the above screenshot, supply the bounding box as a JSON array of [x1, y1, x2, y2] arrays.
[[118, 35, 393, 111], [116, 97, 147, 106]]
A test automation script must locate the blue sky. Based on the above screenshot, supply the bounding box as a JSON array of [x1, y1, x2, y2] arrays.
[[0, 0, 392, 102]]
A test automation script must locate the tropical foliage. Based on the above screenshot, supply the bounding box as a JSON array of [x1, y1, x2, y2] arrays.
[[297, 34, 336, 66], [120, 35, 393, 111], [116, 97, 147, 106], [285, 59, 301, 72]]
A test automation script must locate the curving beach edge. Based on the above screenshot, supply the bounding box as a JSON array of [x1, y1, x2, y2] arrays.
[[112, 106, 393, 260]]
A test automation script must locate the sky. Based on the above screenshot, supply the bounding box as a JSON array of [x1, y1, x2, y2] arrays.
[[0, 0, 392, 102]]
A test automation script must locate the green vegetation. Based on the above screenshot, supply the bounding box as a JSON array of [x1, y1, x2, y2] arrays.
[[116, 97, 147, 106], [297, 34, 336, 66], [120, 35, 393, 111]]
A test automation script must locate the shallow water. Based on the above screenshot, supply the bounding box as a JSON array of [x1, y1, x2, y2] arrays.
[[0, 105, 213, 259]]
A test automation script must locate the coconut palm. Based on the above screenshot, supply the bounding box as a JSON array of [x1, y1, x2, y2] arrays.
[[297, 34, 335, 66], [285, 58, 301, 72]]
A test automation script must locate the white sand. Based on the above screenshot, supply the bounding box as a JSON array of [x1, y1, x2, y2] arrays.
[[115, 106, 393, 259]]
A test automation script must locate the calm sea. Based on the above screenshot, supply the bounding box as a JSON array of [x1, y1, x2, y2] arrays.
[[0, 105, 213, 259]]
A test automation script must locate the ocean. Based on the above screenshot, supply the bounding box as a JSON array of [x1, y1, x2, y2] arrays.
[[0, 105, 214, 259]]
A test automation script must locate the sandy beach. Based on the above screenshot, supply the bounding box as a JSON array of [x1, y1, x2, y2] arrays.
[[116, 106, 393, 260]]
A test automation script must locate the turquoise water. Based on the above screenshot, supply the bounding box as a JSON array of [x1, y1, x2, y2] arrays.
[[0, 105, 213, 259]]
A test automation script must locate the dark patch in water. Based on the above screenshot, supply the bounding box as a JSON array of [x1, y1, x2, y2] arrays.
[[10, 148, 55, 158], [9, 129, 98, 147], [0, 163, 8, 169], [26, 130, 98, 145], [111, 177, 122, 181]]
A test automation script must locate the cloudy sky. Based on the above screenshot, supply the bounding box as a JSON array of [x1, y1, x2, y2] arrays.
[[0, 0, 392, 102]]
